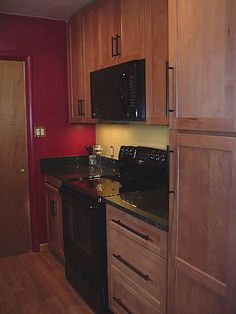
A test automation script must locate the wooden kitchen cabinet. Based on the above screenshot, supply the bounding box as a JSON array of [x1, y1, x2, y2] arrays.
[[168, 132, 236, 314], [45, 181, 64, 259], [67, 0, 168, 125], [67, 4, 98, 123], [168, 0, 236, 132], [118, 0, 145, 63], [97, 0, 119, 68], [97, 0, 145, 68], [106, 204, 168, 313], [145, 0, 168, 125], [67, 13, 84, 123]]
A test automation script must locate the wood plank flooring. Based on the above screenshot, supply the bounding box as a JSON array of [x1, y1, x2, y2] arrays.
[[0, 251, 94, 314]]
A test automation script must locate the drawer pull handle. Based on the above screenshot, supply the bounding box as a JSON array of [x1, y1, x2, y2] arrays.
[[111, 219, 151, 241], [113, 254, 152, 282], [113, 297, 132, 314]]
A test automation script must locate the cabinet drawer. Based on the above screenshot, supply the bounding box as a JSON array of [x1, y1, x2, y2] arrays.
[[108, 227, 166, 311], [107, 204, 167, 258], [109, 271, 160, 314]]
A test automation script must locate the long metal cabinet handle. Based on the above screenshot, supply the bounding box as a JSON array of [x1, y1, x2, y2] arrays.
[[166, 62, 175, 114], [116, 34, 121, 56], [112, 35, 117, 57], [111, 219, 151, 241], [77, 99, 81, 115], [49, 200, 56, 217], [81, 100, 85, 116], [78, 99, 85, 116], [112, 254, 152, 282], [113, 297, 132, 314], [165, 61, 169, 117]]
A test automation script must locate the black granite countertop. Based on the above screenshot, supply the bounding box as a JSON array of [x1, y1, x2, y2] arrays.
[[41, 155, 119, 180], [41, 156, 168, 231], [105, 189, 168, 231]]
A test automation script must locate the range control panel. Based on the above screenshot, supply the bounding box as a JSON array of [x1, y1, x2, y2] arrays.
[[119, 145, 168, 167]]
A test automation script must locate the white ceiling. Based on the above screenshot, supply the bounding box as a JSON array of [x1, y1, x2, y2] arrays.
[[0, 0, 94, 20]]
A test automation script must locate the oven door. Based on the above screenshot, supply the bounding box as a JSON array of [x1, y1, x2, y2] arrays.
[[62, 192, 106, 285]]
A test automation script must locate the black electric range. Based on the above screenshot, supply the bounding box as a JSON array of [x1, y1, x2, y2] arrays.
[[62, 145, 168, 202], [60, 145, 169, 314]]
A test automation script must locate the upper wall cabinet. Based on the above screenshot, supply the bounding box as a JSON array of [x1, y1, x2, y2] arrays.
[[97, 0, 119, 68], [67, 4, 98, 123], [145, 0, 168, 125], [168, 0, 236, 132], [67, 0, 168, 125], [97, 0, 145, 68]]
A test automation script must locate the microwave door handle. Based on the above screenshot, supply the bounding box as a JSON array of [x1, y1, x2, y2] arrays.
[[120, 73, 128, 113]]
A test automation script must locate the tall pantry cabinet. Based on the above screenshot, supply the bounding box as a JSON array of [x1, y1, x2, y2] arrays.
[[168, 1, 236, 314]]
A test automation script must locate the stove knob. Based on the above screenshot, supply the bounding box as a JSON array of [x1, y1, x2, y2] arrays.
[[149, 154, 155, 160]]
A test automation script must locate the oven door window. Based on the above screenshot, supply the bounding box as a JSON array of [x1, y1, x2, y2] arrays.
[[71, 209, 93, 256], [62, 196, 106, 285]]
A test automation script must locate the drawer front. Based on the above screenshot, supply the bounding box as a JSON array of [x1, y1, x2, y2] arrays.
[[110, 271, 160, 314], [108, 227, 166, 311], [106, 204, 167, 258]]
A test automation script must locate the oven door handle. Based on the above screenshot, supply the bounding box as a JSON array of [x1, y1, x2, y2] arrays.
[[111, 219, 151, 241]]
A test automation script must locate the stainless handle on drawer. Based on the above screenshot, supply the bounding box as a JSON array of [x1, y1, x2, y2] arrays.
[[112, 254, 152, 282], [113, 297, 132, 314], [111, 219, 151, 241]]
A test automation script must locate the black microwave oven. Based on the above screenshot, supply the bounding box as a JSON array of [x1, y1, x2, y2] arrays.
[[90, 59, 146, 122]]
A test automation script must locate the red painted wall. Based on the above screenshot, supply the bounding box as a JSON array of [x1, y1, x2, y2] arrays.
[[0, 14, 95, 248]]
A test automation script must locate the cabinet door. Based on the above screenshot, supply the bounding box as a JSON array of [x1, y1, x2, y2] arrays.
[[45, 184, 60, 252], [168, 0, 236, 132], [168, 132, 236, 314], [82, 4, 99, 122], [67, 9, 97, 124], [145, 0, 168, 125], [118, 0, 145, 63], [67, 14, 84, 123], [97, 0, 119, 68]]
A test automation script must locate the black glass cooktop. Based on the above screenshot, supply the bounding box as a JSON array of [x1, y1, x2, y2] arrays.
[[63, 177, 122, 199], [62, 175, 161, 200]]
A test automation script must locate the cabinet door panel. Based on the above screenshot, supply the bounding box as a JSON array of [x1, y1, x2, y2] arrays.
[[118, 0, 145, 63], [168, 0, 236, 132], [97, 0, 119, 68], [175, 271, 225, 314], [145, 0, 168, 125], [45, 184, 60, 250], [168, 132, 236, 314], [68, 14, 84, 122], [82, 4, 99, 120]]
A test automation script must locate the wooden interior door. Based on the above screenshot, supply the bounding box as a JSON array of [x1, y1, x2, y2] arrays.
[[168, 132, 236, 314], [0, 60, 31, 256], [168, 0, 236, 132]]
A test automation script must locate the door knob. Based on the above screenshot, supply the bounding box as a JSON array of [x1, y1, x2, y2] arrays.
[[20, 164, 25, 173]]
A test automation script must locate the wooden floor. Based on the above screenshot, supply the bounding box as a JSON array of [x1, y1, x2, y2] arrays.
[[0, 251, 94, 314]]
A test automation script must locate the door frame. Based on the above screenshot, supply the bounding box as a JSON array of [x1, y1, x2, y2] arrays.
[[0, 52, 39, 251]]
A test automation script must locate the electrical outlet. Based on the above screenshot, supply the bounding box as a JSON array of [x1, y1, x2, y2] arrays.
[[34, 126, 46, 138], [110, 145, 114, 158]]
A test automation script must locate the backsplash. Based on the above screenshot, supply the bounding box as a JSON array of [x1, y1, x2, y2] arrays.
[[96, 124, 169, 158]]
